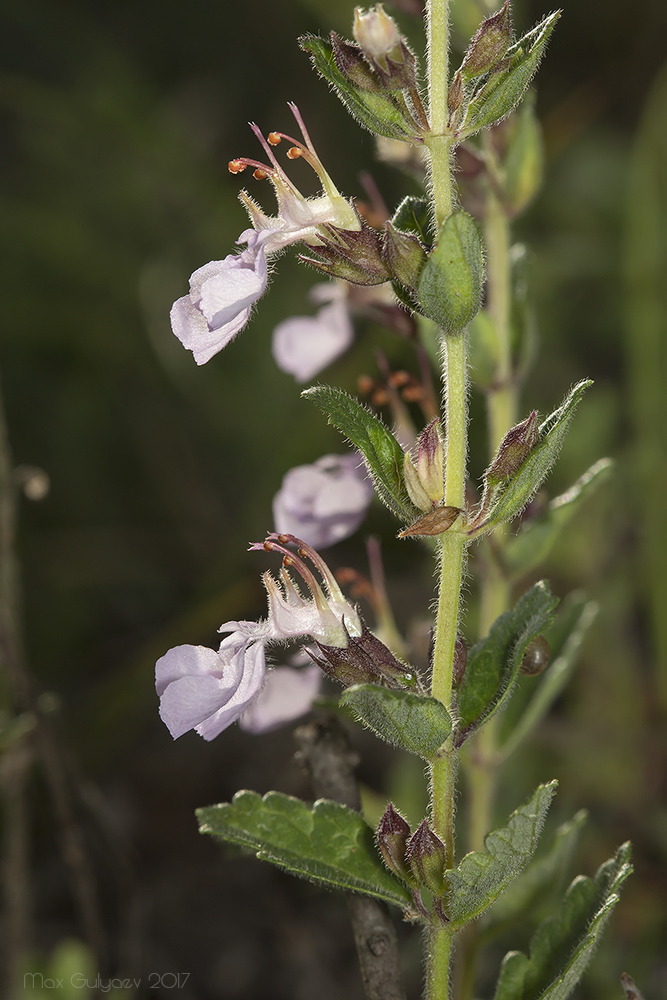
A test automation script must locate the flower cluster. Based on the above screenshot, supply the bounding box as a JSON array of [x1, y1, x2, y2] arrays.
[[155, 534, 361, 740]]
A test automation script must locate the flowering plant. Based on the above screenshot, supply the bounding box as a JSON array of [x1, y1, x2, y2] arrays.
[[158, 2, 633, 998]]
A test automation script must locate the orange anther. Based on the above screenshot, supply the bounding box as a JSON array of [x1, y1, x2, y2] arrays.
[[286, 146, 303, 159], [253, 168, 269, 180], [268, 132, 282, 145], [228, 160, 246, 174]]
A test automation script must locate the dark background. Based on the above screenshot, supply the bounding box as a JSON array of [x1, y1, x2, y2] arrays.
[[1, 0, 666, 996]]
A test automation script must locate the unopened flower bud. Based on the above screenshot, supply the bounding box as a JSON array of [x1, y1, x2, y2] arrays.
[[460, 1, 512, 79], [382, 221, 427, 291], [417, 420, 445, 502], [376, 803, 416, 883], [485, 410, 538, 486], [407, 820, 447, 896], [520, 635, 550, 676], [353, 4, 403, 71], [309, 622, 412, 688]]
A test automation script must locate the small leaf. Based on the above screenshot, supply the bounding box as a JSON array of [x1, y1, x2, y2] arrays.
[[445, 781, 557, 929], [498, 597, 597, 760], [504, 458, 613, 577], [341, 684, 453, 760], [494, 843, 633, 1000], [418, 210, 484, 334], [483, 810, 588, 938], [303, 384, 416, 520], [455, 581, 558, 745], [300, 34, 418, 141], [198, 790, 413, 909], [459, 11, 561, 139], [469, 380, 593, 538]]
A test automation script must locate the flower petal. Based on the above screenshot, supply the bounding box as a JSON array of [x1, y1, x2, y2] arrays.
[[195, 640, 266, 740], [272, 300, 353, 383], [239, 664, 321, 734]]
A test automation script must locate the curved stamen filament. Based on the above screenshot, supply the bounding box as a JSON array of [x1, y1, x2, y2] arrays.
[[228, 156, 275, 177]]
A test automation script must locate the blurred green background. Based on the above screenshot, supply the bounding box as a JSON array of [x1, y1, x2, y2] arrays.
[[1, 0, 665, 996]]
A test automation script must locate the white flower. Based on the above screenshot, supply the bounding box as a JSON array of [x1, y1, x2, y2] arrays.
[[272, 297, 353, 382], [170, 105, 359, 365], [273, 454, 373, 549]]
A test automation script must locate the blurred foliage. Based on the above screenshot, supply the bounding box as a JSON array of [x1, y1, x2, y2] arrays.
[[0, 0, 665, 997]]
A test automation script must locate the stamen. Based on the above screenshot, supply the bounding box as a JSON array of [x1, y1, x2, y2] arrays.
[[253, 168, 269, 180], [287, 146, 303, 160], [267, 132, 282, 145], [228, 160, 247, 174]]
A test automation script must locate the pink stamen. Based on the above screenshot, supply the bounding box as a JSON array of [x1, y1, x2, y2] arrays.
[[288, 102, 317, 157], [228, 156, 274, 177]]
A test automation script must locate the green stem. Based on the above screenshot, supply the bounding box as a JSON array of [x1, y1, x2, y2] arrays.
[[424, 5, 469, 998]]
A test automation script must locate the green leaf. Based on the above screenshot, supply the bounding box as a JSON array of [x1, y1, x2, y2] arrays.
[[493, 843, 633, 1000], [417, 210, 484, 333], [391, 195, 431, 245], [483, 810, 588, 938], [455, 581, 558, 745], [197, 790, 413, 909], [302, 384, 416, 520], [299, 34, 417, 141], [504, 458, 613, 577], [460, 11, 561, 139], [445, 781, 557, 929], [498, 597, 597, 760], [341, 684, 453, 760], [494, 952, 530, 1000], [469, 380, 593, 538]]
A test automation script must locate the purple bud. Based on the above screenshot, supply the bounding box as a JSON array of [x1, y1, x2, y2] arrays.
[[407, 820, 447, 896], [309, 622, 412, 688], [376, 803, 415, 882], [460, 1, 512, 79], [519, 635, 550, 676], [485, 410, 538, 485]]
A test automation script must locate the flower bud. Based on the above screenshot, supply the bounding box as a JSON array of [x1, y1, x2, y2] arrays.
[[417, 420, 445, 503], [309, 622, 412, 688], [376, 803, 416, 883], [460, 1, 512, 80], [382, 221, 427, 291], [353, 4, 403, 72], [407, 819, 447, 896], [520, 635, 550, 676], [485, 410, 538, 486]]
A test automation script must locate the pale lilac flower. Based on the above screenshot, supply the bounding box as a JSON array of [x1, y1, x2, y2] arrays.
[[155, 632, 266, 741], [272, 296, 353, 382], [273, 454, 373, 549], [170, 231, 269, 365], [156, 535, 359, 740], [170, 105, 359, 365], [239, 662, 321, 734]]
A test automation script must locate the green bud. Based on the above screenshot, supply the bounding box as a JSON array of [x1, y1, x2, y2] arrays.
[[407, 820, 447, 896], [404, 452, 432, 511], [460, 0, 512, 79], [417, 211, 484, 334], [391, 196, 431, 244], [383, 221, 427, 290]]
